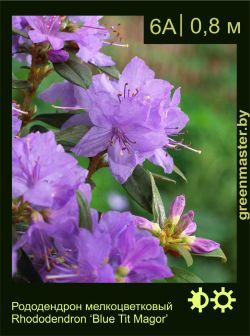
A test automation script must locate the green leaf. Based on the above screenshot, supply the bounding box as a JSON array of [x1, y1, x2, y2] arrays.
[[122, 165, 153, 213], [90, 63, 120, 79], [53, 60, 92, 88], [34, 113, 76, 128], [192, 248, 227, 263], [173, 165, 187, 182], [76, 190, 92, 232], [55, 124, 89, 148], [20, 65, 31, 70], [148, 172, 166, 227], [20, 121, 57, 137], [166, 266, 203, 283], [170, 244, 193, 267], [12, 27, 29, 39], [12, 79, 31, 89], [152, 172, 176, 184]]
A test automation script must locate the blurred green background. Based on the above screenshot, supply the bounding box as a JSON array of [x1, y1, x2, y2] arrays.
[[13, 16, 237, 282]]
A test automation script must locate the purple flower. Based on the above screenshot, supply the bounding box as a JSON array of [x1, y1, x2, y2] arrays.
[[18, 210, 113, 283], [12, 102, 23, 136], [167, 194, 185, 226], [98, 212, 172, 282], [189, 238, 220, 254], [18, 210, 172, 283], [12, 131, 88, 209], [72, 57, 174, 183], [12, 16, 28, 30], [138, 195, 220, 256], [167, 195, 220, 254], [39, 81, 87, 112], [39, 81, 92, 129], [147, 87, 191, 173], [12, 16, 32, 64], [47, 49, 69, 63], [68, 16, 115, 66], [25, 16, 73, 50]]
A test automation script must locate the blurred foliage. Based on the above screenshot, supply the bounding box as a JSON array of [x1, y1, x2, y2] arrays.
[[12, 16, 236, 283]]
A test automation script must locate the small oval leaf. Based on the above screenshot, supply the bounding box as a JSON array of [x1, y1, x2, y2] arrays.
[[170, 244, 193, 267], [53, 60, 92, 89], [55, 124, 89, 148], [12, 79, 31, 89], [148, 172, 166, 227], [76, 190, 92, 232], [166, 266, 203, 283], [90, 63, 120, 79], [152, 172, 176, 184], [192, 248, 227, 263], [20, 121, 57, 137], [173, 165, 187, 182], [122, 165, 152, 213]]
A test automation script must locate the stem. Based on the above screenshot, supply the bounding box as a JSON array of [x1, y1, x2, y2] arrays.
[[21, 44, 53, 124], [86, 151, 107, 183]]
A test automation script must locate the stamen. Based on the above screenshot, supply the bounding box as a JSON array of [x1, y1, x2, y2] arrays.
[[45, 273, 78, 280], [111, 128, 136, 154], [132, 88, 139, 97], [168, 141, 202, 154], [117, 94, 122, 103], [12, 106, 28, 115], [39, 231, 51, 271], [82, 25, 108, 31], [124, 83, 128, 98], [103, 41, 129, 48], [52, 105, 85, 110]]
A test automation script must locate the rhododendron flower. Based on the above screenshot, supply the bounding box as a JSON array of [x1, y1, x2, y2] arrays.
[[98, 212, 172, 283], [12, 131, 88, 209], [47, 49, 69, 63], [12, 102, 23, 136], [25, 16, 73, 50], [39, 81, 87, 112], [67, 16, 115, 66], [72, 57, 180, 183], [139, 194, 220, 255], [16, 210, 172, 283]]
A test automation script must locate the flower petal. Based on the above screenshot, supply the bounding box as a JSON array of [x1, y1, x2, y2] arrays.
[[119, 57, 155, 92], [62, 113, 93, 130], [108, 141, 138, 183], [28, 30, 46, 43], [125, 126, 167, 153], [48, 35, 64, 50], [39, 81, 86, 110], [72, 126, 112, 157], [149, 148, 174, 173], [191, 238, 220, 254], [24, 180, 54, 208], [182, 221, 197, 236], [123, 237, 160, 268]]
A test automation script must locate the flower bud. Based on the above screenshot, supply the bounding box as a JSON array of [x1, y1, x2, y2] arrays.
[[174, 210, 194, 236], [136, 216, 161, 236], [168, 194, 185, 226], [190, 237, 220, 254], [48, 49, 69, 63]]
